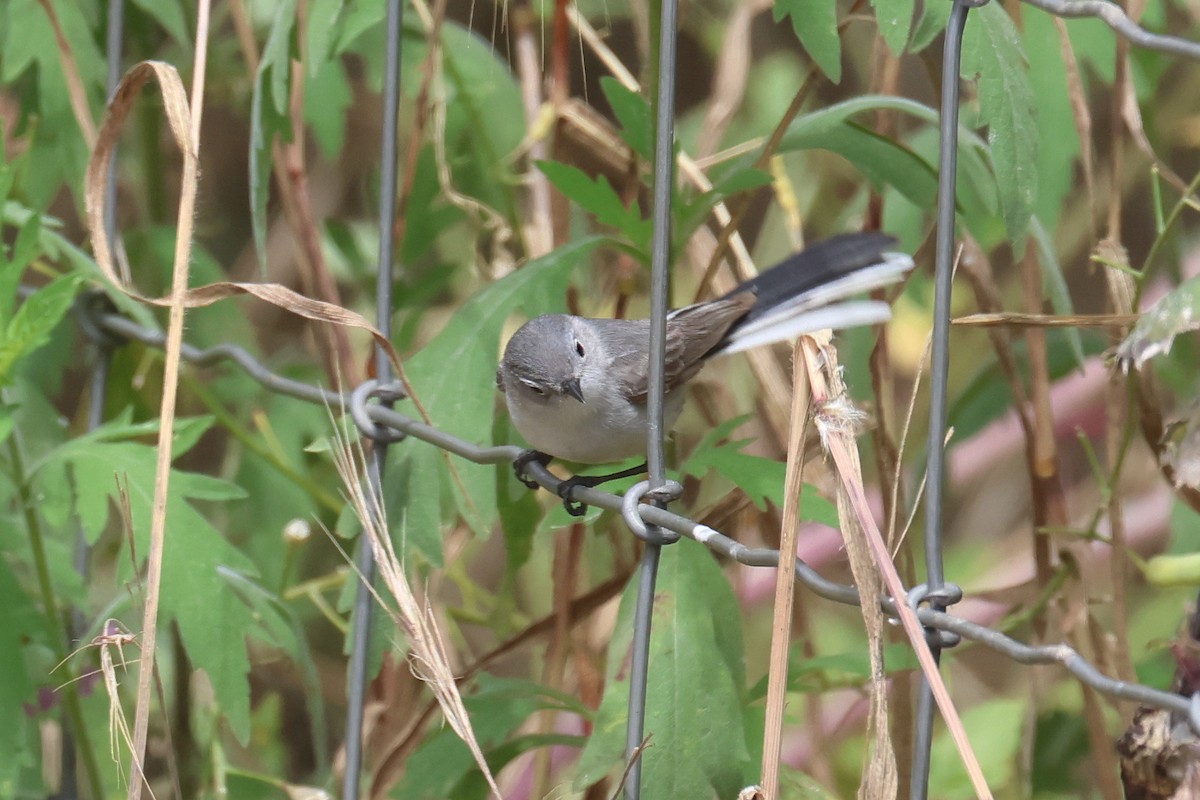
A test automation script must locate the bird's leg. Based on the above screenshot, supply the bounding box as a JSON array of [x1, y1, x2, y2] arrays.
[[557, 462, 648, 517], [513, 449, 553, 490]]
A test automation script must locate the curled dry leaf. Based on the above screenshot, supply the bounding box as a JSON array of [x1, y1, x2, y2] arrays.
[[1114, 274, 1200, 372], [84, 61, 407, 380]]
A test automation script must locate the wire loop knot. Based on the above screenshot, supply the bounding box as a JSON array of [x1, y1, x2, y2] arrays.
[[904, 582, 964, 649], [350, 379, 408, 443], [72, 290, 127, 350], [621, 480, 683, 545]]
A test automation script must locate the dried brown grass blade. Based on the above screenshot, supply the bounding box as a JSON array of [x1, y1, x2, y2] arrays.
[[758, 339, 812, 798], [799, 338, 992, 800], [801, 336, 897, 799], [327, 428, 503, 799], [83, 66, 412, 400], [952, 312, 1139, 328]]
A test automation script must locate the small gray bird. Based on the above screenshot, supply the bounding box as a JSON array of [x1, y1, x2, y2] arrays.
[[496, 232, 912, 506]]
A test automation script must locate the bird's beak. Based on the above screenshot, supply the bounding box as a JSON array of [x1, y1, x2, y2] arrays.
[[562, 377, 585, 403]]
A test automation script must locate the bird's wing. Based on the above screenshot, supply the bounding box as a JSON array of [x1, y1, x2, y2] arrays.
[[608, 292, 755, 404]]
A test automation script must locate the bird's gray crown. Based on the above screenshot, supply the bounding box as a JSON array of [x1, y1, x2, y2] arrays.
[[501, 315, 582, 388]]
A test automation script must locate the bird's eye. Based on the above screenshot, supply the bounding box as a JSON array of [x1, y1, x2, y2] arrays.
[[575, 340, 585, 357]]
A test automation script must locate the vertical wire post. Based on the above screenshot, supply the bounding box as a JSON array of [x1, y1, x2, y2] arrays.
[[342, 0, 404, 795], [622, 0, 679, 796], [911, 1, 975, 796], [58, 5, 126, 797]]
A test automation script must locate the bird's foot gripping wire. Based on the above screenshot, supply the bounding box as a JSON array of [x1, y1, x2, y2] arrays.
[[513, 450, 553, 490], [556, 462, 648, 517], [513, 451, 649, 517]]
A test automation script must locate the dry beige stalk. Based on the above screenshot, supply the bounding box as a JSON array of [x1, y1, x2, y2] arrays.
[[327, 426, 503, 799]]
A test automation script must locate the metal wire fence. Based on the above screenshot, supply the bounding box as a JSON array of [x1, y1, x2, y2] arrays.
[[51, 0, 1200, 797]]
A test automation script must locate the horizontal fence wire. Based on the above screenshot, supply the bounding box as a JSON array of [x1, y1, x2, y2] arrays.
[[55, 292, 1200, 728]]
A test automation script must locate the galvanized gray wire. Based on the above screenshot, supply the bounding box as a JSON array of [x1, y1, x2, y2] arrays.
[[342, 0, 406, 796], [57, 0, 1200, 797]]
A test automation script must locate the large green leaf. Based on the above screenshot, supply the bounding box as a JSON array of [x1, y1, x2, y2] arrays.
[[961, 3, 1037, 243], [249, 0, 297, 270], [872, 0, 914, 55], [574, 542, 749, 798], [31, 415, 260, 743], [680, 416, 838, 523], [0, 273, 81, 385], [601, 77, 653, 162], [773, 0, 842, 83], [401, 238, 601, 534], [537, 161, 651, 254]]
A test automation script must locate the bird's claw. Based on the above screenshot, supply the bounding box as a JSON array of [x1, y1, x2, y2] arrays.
[[513, 450, 551, 490], [556, 477, 593, 517]]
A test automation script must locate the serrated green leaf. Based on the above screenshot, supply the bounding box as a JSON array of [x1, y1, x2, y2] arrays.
[[537, 161, 651, 253], [910, 1, 950, 52], [773, 0, 842, 83], [600, 77, 652, 161], [680, 418, 838, 523], [928, 698, 1024, 794], [0, 273, 80, 384], [961, 3, 1037, 243], [384, 447, 444, 567], [31, 416, 258, 743], [403, 238, 600, 534], [575, 543, 749, 797]]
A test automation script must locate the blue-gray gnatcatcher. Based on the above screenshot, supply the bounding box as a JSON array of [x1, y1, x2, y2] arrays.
[[496, 232, 912, 508]]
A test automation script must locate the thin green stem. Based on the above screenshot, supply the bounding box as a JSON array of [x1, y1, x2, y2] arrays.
[[183, 374, 342, 513], [7, 434, 104, 798]]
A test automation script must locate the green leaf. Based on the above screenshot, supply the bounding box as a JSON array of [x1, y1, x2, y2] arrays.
[[601, 77, 652, 161], [31, 417, 259, 743], [872, 0, 914, 54], [680, 417, 838, 524], [129, 0, 191, 46], [305, 0, 345, 73], [0, 273, 81, 384], [402, 238, 601, 534], [675, 166, 771, 246], [787, 120, 937, 209], [575, 543, 749, 797], [383, 447, 444, 567], [961, 3, 1038, 243], [0, 558, 40, 767], [303, 57, 351, 159], [0, 212, 41, 326], [249, 0, 297, 270], [948, 333, 1106, 445], [537, 161, 651, 254], [928, 698, 1024, 794], [773, 0, 842, 83], [396, 674, 573, 797], [1029, 217, 1085, 370]]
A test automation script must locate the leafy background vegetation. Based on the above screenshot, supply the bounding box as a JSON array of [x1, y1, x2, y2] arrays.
[[2, 0, 1200, 797]]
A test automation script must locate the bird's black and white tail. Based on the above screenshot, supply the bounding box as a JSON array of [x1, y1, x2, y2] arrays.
[[711, 232, 913, 356]]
